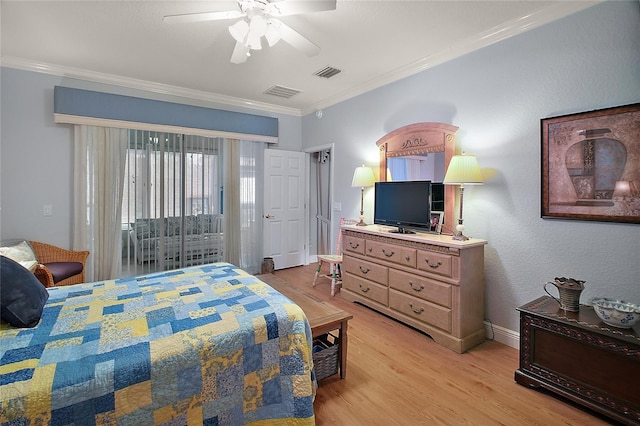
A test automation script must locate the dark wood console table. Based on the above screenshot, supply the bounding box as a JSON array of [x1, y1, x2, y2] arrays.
[[515, 296, 640, 425]]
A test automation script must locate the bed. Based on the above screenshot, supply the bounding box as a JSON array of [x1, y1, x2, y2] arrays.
[[0, 262, 315, 425]]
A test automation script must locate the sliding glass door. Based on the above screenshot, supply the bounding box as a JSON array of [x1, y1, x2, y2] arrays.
[[121, 131, 224, 276]]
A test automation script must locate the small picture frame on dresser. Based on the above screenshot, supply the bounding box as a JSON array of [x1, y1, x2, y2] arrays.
[[430, 211, 443, 234]]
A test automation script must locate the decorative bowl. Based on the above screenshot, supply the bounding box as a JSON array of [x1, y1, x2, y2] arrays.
[[591, 298, 640, 329]]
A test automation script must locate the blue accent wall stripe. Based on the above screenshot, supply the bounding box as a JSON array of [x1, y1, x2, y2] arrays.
[[54, 86, 278, 138]]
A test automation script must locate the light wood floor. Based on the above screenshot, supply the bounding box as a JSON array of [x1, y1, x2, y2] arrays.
[[272, 264, 616, 426]]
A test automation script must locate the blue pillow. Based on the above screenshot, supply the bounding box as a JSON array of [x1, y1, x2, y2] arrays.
[[1, 255, 49, 327]]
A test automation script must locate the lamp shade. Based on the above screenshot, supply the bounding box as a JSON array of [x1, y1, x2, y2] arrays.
[[351, 165, 375, 188], [443, 153, 483, 185]]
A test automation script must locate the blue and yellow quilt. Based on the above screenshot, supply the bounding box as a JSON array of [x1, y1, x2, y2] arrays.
[[0, 263, 315, 425]]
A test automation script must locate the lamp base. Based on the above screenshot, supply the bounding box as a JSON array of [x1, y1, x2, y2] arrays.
[[452, 222, 469, 241], [356, 189, 368, 226]]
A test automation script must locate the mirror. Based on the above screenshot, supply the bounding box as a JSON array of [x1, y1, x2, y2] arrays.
[[376, 122, 458, 233], [386, 153, 445, 181]]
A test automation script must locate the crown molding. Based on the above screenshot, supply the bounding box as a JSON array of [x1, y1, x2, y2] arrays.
[[0, 56, 302, 117], [301, 1, 602, 115]]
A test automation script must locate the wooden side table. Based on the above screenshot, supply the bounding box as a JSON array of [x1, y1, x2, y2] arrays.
[[515, 296, 640, 425]]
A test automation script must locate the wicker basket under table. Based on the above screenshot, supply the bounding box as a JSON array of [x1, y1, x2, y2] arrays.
[[313, 333, 339, 381]]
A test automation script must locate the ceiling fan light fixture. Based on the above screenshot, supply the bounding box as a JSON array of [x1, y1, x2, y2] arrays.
[[250, 15, 268, 35], [246, 32, 262, 50], [246, 15, 268, 49], [229, 20, 249, 43], [265, 19, 282, 46]]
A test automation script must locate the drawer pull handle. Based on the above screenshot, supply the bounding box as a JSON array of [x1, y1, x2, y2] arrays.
[[382, 249, 395, 257], [367, 247, 372, 252], [359, 266, 370, 274], [404, 256, 411, 261], [359, 284, 370, 293], [409, 303, 424, 314], [409, 282, 424, 292], [424, 259, 442, 269], [349, 242, 360, 249]]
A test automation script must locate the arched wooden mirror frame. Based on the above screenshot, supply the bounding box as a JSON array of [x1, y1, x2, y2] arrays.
[[376, 122, 458, 233]]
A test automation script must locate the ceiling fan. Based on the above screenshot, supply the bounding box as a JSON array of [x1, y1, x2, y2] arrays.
[[163, 0, 337, 64]]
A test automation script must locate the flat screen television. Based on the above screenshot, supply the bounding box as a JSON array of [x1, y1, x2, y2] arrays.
[[374, 181, 432, 234]]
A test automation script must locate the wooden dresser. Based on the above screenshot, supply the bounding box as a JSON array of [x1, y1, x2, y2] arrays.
[[516, 297, 640, 425], [340, 224, 487, 353]]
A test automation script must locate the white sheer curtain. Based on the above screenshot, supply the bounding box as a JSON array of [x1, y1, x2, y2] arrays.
[[388, 157, 428, 181], [388, 157, 407, 181], [73, 125, 128, 281], [239, 139, 264, 273], [405, 158, 423, 180], [224, 139, 241, 267], [223, 139, 264, 274]]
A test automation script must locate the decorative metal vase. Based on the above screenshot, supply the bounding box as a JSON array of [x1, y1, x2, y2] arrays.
[[543, 277, 585, 312]]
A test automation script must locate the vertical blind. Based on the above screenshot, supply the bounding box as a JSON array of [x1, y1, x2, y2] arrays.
[[122, 131, 225, 276]]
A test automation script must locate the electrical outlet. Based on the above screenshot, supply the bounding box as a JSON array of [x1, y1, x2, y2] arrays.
[[43, 204, 53, 216]]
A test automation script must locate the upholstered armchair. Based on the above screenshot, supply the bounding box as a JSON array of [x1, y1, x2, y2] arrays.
[[29, 241, 90, 288]]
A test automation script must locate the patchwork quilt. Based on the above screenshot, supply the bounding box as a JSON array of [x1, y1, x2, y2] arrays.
[[0, 263, 315, 425]]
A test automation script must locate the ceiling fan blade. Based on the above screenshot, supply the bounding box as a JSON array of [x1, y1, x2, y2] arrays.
[[267, 0, 336, 17], [163, 10, 244, 24], [231, 41, 250, 64], [277, 21, 321, 56]]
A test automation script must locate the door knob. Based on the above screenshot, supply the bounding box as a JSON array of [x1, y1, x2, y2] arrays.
[[265, 214, 274, 219]]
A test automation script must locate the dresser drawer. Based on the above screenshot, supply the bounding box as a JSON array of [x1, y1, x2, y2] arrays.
[[343, 234, 365, 255], [343, 273, 388, 305], [365, 240, 416, 268], [344, 256, 388, 285], [366, 239, 401, 263], [389, 289, 451, 333], [399, 247, 417, 268], [416, 250, 453, 278], [389, 269, 452, 308]]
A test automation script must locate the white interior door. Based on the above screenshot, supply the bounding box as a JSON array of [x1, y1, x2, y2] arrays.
[[263, 149, 306, 270]]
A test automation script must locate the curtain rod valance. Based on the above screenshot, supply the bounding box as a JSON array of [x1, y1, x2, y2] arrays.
[[53, 86, 278, 143]]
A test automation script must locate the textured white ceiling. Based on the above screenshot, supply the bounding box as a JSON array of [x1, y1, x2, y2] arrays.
[[0, 1, 600, 115]]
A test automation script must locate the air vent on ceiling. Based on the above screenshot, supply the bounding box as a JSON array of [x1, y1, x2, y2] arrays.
[[314, 66, 341, 79], [264, 85, 301, 98]]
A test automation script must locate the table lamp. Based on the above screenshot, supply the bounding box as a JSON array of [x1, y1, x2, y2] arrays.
[[351, 165, 375, 226], [443, 153, 483, 240]]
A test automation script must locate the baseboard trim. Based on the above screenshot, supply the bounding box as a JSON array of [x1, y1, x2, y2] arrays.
[[485, 320, 519, 349]]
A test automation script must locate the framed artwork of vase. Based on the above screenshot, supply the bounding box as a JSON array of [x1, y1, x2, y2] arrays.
[[541, 103, 640, 224]]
